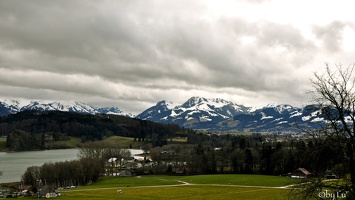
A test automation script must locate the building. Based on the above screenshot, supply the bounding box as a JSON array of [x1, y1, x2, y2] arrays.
[[290, 168, 312, 178]]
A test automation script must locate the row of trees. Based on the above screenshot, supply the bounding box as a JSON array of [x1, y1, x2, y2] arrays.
[[22, 142, 131, 189], [22, 159, 102, 192], [147, 135, 345, 176], [22, 132, 346, 190], [6, 130, 44, 151]]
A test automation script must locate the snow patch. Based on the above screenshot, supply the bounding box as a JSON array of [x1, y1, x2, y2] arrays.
[[290, 112, 302, 118], [302, 116, 311, 121], [311, 117, 324, 123], [277, 121, 288, 125]]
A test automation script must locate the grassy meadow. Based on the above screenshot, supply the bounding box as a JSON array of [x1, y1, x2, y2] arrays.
[[0, 136, 144, 152], [61, 174, 297, 200], [52, 135, 145, 149], [102, 136, 145, 148], [48, 137, 82, 149]]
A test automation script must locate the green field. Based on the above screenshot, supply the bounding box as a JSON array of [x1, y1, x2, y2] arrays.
[[0, 135, 143, 152], [48, 137, 82, 149], [62, 175, 297, 200], [55, 135, 144, 149], [102, 136, 145, 148]]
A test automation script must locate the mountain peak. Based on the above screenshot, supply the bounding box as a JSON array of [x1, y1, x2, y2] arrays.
[[264, 104, 295, 114], [155, 100, 177, 110], [181, 97, 208, 108], [0, 100, 129, 117], [137, 97, 252, 128]]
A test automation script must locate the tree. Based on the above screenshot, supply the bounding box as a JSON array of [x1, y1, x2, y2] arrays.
[[244, 149, 254, 173], [22, 166, 41, 188], [293, 64, 355, 199], [78, 141, 110, 159]]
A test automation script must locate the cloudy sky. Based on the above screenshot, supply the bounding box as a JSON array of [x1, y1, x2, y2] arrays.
[[0, 0, 354, 114]]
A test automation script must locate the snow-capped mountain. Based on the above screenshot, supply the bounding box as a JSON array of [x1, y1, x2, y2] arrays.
[[137, 97, 329, 132], [0, 99, 23, 116], [0, 97, 330, 132], [136, 100, 176, 121], [136, 97, 251, 129], [95, 106, 134, 117], [20, 101, 98, 114], [217, 104, 328, 132], [0, 100, 132, 117]]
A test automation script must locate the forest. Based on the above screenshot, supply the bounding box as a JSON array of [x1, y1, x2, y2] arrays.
[[0, 110, 192, 151]]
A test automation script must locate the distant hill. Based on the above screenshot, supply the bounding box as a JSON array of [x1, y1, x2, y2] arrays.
[[0, 110, 193, 151]]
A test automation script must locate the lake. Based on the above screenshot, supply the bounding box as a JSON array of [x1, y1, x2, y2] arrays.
[[0, 148, 143, 183], [0, 149, 79, 183]]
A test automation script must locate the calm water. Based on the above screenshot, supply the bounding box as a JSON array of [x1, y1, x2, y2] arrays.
[[0, 148, 143, 183], [0, 149, 79, 183]]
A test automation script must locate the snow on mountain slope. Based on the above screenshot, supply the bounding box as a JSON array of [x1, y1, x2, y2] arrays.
[[0, 99, 21, 114], [137, 97, 251, 128], [0, 99, 130, 117], [20, 100, 98, 114], [231, 104, 328, 132], [137, 97, 330, 132], [0, 97, 332, 132], [136, 100, 173, 121], [95, 106, 134, 117], [0, 99, 36, 116]]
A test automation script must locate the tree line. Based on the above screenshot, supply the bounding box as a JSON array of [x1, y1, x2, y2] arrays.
[[22, 142, 131, 191], [0, 110, 193, 151], [22, 132, 346, 193], [12, 111, 347, 182], [148, 133, 345, 176]]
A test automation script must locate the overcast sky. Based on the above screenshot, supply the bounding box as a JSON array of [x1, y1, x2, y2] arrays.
[[0, 0, 355, 114]]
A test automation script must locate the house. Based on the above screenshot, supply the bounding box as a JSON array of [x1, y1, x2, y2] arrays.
[[18, 185, 32, 196], [105, 157, 137, 177], [290, 168, 312, 178], [119, 170, 132, 177]]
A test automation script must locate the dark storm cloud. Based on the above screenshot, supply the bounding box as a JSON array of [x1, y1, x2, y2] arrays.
[[0, 0, 354, 113]]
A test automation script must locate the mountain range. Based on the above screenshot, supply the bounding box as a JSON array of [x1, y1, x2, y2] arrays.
[[0, 97, 326, 133], [0, 99, 133, 117], [136, 97, 325, 132]]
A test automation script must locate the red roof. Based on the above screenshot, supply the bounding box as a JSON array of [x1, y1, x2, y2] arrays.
[[298, 168, 311, 175]]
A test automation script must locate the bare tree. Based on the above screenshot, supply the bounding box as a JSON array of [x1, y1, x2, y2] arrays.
[[78, 141, 109, 159], [292, 64, 355, 199]]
